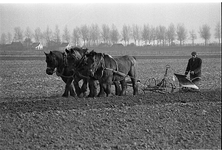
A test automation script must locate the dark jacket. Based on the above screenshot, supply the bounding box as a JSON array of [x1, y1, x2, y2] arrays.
[[185, 57, 202, 78]]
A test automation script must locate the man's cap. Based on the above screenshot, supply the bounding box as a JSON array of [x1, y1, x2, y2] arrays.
[[191, 51, 197, 56]]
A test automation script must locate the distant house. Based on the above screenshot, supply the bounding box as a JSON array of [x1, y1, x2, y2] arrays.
[[32, 42, 43, 50], [111, 43, 124, 48], [126, 43, 136, 47], [23, 38, 32, 49], [98, 43, 110, 48], [58, 43, 71, 51], [3, 42, 24, 50]]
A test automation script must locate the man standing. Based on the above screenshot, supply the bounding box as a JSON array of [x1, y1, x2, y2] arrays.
[[185, 51, 202, 86]]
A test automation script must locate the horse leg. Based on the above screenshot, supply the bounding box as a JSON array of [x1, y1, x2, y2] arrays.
[[62, 78, 75, 97], [131, 77, 138, 95], [98, 81, 106, 97], [73, 79, 81, 96], [88, 79, 97, 97], [113, 81, 121, 96], [104, 77, 113, 97], [105, 83, 113, 97], [129, 68, 139, 95], [120, 80, 127, 96], [69, 79, 76, 97], [79, 78, 88, 98]]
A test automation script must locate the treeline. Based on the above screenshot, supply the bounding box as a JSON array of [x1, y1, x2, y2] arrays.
[[0, 22, 221, 47]]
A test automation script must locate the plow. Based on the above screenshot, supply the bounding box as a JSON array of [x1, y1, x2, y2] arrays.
[[127, 65, 200, 94], [141, 65, 176, 94]]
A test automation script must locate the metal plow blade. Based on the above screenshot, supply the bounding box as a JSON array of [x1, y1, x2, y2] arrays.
[[174, 73, 199, 90]]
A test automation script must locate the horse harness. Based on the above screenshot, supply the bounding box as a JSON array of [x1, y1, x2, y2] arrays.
[[92, 53, 129, 81], [61, 52, 90, 79], [55, 53, 74, 78]]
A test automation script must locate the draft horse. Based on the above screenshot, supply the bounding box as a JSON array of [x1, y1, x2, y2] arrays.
[[85, 51, 138, 97], [65, 47, 98, 97], [44, 51, 75, 97]]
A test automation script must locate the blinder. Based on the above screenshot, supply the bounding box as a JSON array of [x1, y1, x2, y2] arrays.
[[87, 53, 105, 77]]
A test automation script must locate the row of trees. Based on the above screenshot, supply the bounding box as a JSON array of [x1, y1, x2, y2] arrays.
[[0, 22, 221, 47]]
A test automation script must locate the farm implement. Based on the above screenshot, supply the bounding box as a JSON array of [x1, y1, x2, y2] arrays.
[[127, 65, 200, 94], [140, 65, 176, 94]]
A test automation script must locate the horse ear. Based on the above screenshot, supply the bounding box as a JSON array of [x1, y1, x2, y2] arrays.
[[44, 52, 48, 56], [65, 49, 69, 54], [49, 51, 52, 55], [70, 48, 74, 53], [83, 48, 88, 53]]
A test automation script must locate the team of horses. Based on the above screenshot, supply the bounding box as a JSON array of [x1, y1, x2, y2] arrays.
[[44, 47, 138, 98]]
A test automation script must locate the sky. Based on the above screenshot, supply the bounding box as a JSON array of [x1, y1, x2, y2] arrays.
[[0, 2, 221, 43]]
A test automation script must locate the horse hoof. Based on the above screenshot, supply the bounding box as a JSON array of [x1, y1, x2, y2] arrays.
[[78, 93, 84, 98], [62, 94, 68, 97], [98, 93, 106, 97], [70, 94, 76, 97], [87, 95, 95, 98]]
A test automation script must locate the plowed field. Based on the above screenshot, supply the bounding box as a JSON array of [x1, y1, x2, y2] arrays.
[[0, 55, 221, 149]]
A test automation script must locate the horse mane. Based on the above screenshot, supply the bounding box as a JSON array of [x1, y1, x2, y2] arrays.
[[68, 47, 88, 56], [50, 50, 65, 56]]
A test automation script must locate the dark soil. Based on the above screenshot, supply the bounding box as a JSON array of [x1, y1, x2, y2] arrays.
[[0, 52, 221, 149], [0, 89, 221, 149]]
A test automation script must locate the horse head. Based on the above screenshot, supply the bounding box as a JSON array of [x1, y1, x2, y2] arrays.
[[44, 51, 61, 75], [65, 47, 88, 71], [85, 50, 105, 77]]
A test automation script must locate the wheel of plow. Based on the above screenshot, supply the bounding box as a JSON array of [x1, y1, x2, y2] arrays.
[[164, 82, 176, 93], [145, 78, 156, 87]]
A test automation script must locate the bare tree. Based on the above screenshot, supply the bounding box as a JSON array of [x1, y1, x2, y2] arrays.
[[14, 27, 23, 42], [80, 25, 89, 46], [101, 24, 110, 44], [121, 24, 131, 46], [0, 33, 7, 44], [142, 24, 150, 45], [62, 25, 71, 43], [7, 32, 12, 44], [189, 30, 197, 46], [132, 24, 141, 46], [156, 25, 166, 46], [34, 27, 42, 43], [110, 24, 119, 44], [24, 27, 32, 39], [23, 27, 33, 48], [72, 27, 81, 47], [214, 22, 221, 45], [199, 24, 211, 46], [166, 23, 176, 46], [150, 26, 156, 46], [54, 25, 61, 44], [43, 26, 53, 47], [90, 24, 100, 46], [177, 23, 187, 46]]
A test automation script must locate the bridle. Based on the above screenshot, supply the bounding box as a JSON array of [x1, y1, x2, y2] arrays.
[[89, 53, 105, 77], [47, 52, 74, 78]]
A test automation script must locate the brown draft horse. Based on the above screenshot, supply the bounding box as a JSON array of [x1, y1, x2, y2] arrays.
[[44, 51, 75, 97], [85, 50, 138, 97], [65, 47, 98, 97]]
